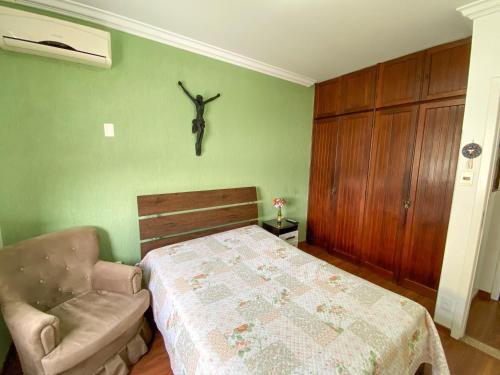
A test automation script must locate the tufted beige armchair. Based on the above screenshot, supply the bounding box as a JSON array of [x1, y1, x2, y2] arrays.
[[0, 227, 151, 375]]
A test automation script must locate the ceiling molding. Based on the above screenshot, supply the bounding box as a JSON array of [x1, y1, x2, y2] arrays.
[[457, 0, 500, 20], [6, 0, 316, 86]]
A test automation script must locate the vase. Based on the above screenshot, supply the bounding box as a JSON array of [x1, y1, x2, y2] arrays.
[[277, 207, 283, 224]]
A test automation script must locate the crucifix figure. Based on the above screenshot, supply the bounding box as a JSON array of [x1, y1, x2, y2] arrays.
[[178, 81, 221, 156]]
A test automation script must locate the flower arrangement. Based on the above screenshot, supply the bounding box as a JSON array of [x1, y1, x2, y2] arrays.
[[272, 197, 286, 208], [272, 197, 286, 223]]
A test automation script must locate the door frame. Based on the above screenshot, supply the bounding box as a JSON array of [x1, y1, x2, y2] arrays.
[[451, 77, 500, 338], [491, 232, 500, 300]]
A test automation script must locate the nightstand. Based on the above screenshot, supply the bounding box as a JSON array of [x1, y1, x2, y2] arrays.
[[262, 219, 299, 247]]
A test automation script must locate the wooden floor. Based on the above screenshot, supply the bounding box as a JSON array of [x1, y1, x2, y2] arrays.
[[130, 332, 172, 375], [466, 292, 500, 349], [3, 243, 500, 375]]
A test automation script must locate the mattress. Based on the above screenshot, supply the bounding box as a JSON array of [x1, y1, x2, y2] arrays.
[[140, 225, 449, 375]]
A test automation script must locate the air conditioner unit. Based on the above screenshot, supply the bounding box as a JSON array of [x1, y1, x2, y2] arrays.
[[0, 5, 112, 68]]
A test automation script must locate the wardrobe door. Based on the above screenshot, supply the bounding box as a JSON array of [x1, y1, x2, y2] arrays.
[[376, 52, 425, 107], [340, 66, 377, 114], [421, 38, 471, 100], [307, 118, 339, 248], [314, 78, 341, 118], [329, 111, 373, 260], [401, 99, 464, 296], [362, 106, 419, 278]]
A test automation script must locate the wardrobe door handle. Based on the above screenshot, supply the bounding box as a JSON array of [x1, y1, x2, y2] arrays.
[[402, 200, 411, 226]]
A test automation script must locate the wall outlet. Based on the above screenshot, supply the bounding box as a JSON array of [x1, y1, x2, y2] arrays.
[[459, 170, 474, 186], [104, 123, 115, 137]]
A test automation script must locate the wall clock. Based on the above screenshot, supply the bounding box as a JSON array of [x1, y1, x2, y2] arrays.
[[462, 143, 482, 159], [462, 142, 482, 169]]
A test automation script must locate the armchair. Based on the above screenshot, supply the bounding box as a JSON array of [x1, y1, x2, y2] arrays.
[[0, 227, 151, 375]]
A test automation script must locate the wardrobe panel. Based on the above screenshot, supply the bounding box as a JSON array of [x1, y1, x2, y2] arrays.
[[329, 111, 373, 260], [362, 106, 419, 277], [376, 52, 425, 107], [314, 78, 341, 118], [340, 66, 377, 114], [422, 38, 471, 100], [401, 99, 464, 295], [307, 118, 339, 248]]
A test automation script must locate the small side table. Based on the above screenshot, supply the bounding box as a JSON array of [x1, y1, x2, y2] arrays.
[[262, 219, 299, 247]]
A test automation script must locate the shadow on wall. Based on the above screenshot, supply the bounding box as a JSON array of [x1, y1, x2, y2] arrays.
[[0, 227, 11, 368], [1, 221, 47, 248], [95, 227, 113, 261]]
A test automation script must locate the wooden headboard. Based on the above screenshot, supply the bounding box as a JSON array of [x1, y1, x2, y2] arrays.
[[137, 187, 258, 258]]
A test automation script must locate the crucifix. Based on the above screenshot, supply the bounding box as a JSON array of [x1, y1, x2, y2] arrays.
[[178, 81, 221, 156]]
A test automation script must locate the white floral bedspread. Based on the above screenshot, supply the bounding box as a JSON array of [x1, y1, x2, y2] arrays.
[[140, 225, 449, 375]]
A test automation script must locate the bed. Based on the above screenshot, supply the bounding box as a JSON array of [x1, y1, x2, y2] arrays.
[[137, 187, 449, 375]]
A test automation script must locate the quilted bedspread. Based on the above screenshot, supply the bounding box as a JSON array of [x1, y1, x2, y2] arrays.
[[140, 225, 449, 375]]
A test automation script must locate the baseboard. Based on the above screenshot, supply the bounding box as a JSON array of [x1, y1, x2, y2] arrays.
[[435, 322, 452, 335], [399, 278, 438, 299], [328, 248, 359, 263], [476, 289, 492, 300], [361, 261, 394, 280], [461, 335, 500, 360]]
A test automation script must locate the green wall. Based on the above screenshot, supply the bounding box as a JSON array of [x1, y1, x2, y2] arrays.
[[0, 2, 313, 368]]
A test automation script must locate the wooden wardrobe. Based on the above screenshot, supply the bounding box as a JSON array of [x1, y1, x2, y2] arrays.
[[307, 38, 470, 297]]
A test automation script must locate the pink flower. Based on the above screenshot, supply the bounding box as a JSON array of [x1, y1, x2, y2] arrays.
[[272, 197, 286, 208]]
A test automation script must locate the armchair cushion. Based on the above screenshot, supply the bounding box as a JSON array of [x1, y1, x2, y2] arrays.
[[92, 261, 142, 295], [41, 289, 149, 375]]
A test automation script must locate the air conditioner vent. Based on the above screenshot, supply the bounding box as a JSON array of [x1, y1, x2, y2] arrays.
[[0, 5, 112, 68]]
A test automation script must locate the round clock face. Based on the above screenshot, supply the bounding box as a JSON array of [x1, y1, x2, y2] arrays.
[[462, 143, 482, 159]]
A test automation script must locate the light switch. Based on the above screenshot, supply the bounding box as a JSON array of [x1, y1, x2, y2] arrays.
[[104, 123, 114, 137], [459, 170, 474, 186]]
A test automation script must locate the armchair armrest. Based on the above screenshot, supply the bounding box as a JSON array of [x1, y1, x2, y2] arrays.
[[92, 261, 142, 295], [1, 301, 60, 358]]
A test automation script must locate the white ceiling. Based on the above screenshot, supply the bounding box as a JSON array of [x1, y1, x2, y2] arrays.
[[17, 0, 473, 84]]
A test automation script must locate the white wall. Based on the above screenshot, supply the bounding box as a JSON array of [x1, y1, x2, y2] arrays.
[[475, 192, 500, 292], [435, 0, 500, 337]]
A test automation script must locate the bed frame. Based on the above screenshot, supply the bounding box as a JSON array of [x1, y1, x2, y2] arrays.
[[137, 187, 430, 375], [137, 187, 258, 258]]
